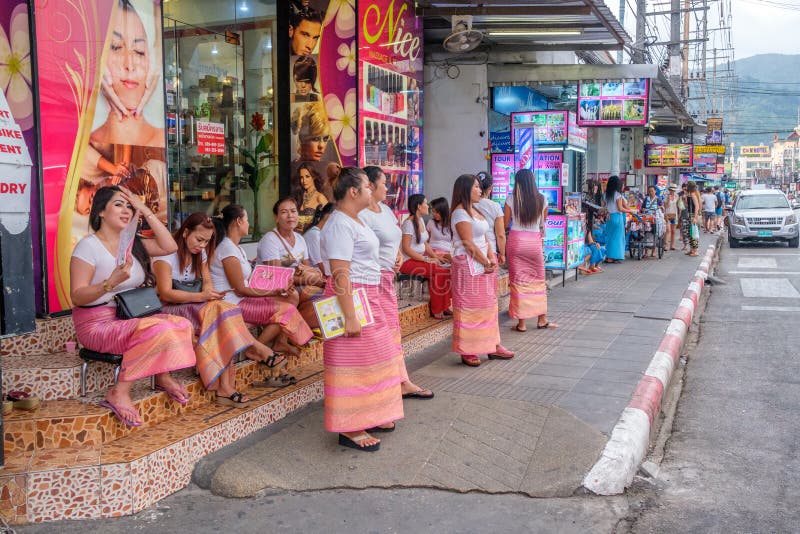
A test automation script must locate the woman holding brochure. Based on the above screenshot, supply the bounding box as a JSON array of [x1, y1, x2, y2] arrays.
[[504, 169, 556, 333], [210, 204, 313, 358], [320, 167, 404, 452], [360, 166, 434, 401], [450, 174, 513, 367], [153, 213, 285, 408]]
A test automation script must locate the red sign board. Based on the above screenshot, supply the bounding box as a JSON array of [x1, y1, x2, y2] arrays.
[[197, 121, 225, 155]]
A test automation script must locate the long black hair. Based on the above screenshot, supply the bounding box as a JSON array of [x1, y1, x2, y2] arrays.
[[511, 169, 544, 226], [304, 202, 334, 234], [406, 194, 425, 244], [605, 175, 622, 204], [291, 162, 324, 206], [477, 171, 493, 197], [450, 174, 477, 217], [89, 186, 155, 287], [430, 197, 451, 237], [212, 203, 247, 246], [363, 165, 384, 186]]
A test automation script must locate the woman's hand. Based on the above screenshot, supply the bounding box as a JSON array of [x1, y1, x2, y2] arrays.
[[200, 286, 225, 301], [118, 185, 149, 215], [107, 259, 132, 289], [343, 314, 362, 337], [101, 67, 129, 121], [135, 72, 161, 117], [393, 253, 403, 273]]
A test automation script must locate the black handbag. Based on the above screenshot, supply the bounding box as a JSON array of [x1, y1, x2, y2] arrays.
[[172, 279, 203, 293], [114, 287, 162, 320]]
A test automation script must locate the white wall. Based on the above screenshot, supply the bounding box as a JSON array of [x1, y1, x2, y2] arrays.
[[423, 63, 489, 203]]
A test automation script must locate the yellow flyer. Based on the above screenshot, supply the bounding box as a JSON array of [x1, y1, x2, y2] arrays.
[[313, 288, 375, 339]]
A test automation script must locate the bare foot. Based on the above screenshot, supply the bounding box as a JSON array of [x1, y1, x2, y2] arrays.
[[154, 374, 190, 403], [245, 342, 275, 363], [341, 431, 380, 447], [401, 380, 424, 396], [274, 341, 300, 357]]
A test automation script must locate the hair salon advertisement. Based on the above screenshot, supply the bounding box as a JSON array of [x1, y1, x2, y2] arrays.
[[358, 0, 423, 215], [35, 0, 167, 312]]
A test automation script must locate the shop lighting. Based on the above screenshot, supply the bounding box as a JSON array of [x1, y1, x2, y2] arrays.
[[211, 42, 219, 55], [239, 0, 249, 12], [487, 30, 582, 37]]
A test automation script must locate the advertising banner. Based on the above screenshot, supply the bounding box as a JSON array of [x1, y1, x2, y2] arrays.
[[706, 117, 723, 144], [645, 144, 693, 167], [358, 0, 423, 215], [514, 127, 534, 170], [577, 79, 649, 127], [694, 144, 726, 155], [693, 152, 718, 173], [567, 111, 588, 149], [534, 152, 562, 188], [512, 111, 567, 145], [36, 0, 167, 312], [490, 153, 514, 206], [543, 215, 566, 270], [740, 145, 770, 156]]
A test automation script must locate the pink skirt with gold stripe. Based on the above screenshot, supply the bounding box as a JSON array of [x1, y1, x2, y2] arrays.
[[72, 305, 196, 382], [322, 279, 404, 432], [506, 230, 547, 320], [450, 255, 500, 355], [238, 296, 313, 346]]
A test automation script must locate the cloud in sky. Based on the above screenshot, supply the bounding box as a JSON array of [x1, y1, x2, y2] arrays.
[[732, 1, 800, 59]]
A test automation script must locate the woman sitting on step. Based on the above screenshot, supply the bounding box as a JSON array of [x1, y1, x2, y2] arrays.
[[153, 213, 285, 409], [70, 186, 196, 428]]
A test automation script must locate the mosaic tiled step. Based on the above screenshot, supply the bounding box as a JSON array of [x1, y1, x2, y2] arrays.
[[0, 316, 75, 358], [0, 367, 324, 523]]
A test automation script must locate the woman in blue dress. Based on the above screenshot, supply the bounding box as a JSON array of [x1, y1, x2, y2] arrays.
[[603, 176, 635, 263]]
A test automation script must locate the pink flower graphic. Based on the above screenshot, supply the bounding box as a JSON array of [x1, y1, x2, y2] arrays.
[[323, 0, 355, 39], [336, 41, 356, 77], [0, 5, 33, 130], [324, 88, 357, 157]]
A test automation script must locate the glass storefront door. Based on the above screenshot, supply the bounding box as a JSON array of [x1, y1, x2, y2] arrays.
[[161, 1, 278, 238]]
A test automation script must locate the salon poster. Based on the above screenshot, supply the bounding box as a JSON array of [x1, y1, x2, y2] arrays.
[[358, 0, 423, 215], [288, 0, 357, 207], [36, 0, 167, 312], [490, 153, 514, 206]]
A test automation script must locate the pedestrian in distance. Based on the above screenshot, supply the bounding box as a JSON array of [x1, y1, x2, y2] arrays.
[[684, 181, 702, 256], [360, 167, 435, 401], [603, 175, 636, 264], [450, 174, 514, 367], [504, 169, 557, 332], [70, 186, 196, 427], [701, 187, 717, 233], [663, 184, 680, 251], [321, 167, 405, 451]]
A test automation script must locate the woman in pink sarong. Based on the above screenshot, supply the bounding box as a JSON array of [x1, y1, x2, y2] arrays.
[[449, 174, 514, 367], [321, 167, 405, 452], [504, 169, 557, 332], [70, 186, 196, 428]]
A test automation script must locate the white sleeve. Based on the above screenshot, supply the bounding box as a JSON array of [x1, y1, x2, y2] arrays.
[[256, 233, 282, 263], [425, 218, 434, 237], [321, 218, 356, 261], [452, 209, 471, 225], [71, 237, 97, 267], [306, 231, 321, 265], [401, 218, 415, 236], [215, 239, 239, 261]]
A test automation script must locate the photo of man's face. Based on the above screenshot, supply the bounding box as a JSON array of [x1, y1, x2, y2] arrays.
[[295, 79, 312, 95], [289, 19, 321, 56]]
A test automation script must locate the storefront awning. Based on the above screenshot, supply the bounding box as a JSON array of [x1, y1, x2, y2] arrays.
[[486, 63, 698, 129], [420, 0, 631, 53]]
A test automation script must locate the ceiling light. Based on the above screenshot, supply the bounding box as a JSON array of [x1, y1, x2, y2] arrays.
[[488, 30, 583, 37], [211, 42, 219, 55], [239, 0, 249, 12]]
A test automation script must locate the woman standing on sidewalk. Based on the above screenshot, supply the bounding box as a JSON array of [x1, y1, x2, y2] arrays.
[[663, 184, 680, 251], [321, 167, 404, 452], [360, 167, 434, 401], [504, 169, 557, 332], [398, 194, 452, 319], [475, 172, 507, 265], [450, 174, 514, 367], [604, 175, 635, 264], [684, 181, 702, 257]]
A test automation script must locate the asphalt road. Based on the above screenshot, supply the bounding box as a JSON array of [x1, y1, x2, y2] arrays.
[[629, 239, 800, 532]]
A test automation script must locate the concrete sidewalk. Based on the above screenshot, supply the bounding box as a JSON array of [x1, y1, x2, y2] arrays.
[[197, 237, 717, 498]]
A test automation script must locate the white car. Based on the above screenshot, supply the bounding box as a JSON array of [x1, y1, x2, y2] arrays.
[[728, 189, 799, 248]]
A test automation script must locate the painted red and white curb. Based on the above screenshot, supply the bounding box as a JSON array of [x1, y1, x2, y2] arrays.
[[583, 241, 719, 495]]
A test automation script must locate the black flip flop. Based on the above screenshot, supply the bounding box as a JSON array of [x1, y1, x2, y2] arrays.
[[259, 353, 287, 369], [510, 325, 527, 332], [402, 389, 434, 400], [338, 433, 380, 452], [537, 322, 551, 329], [365, 423, 396, 433]]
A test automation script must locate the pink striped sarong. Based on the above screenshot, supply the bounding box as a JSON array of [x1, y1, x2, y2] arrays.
[[379, 270, 409, 383], [322, 278, 404, 432], [238, 297, 313, 346], [451, 254, 500, 355], [161, 301, 253, 389], [506, 230, 547, 320], [72, 305, 196, 382]]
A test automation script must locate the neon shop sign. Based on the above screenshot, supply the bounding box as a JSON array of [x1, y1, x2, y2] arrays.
[[362, 0, 421, 63]]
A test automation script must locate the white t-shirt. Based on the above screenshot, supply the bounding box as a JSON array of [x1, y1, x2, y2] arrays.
[[321, 210, 381, 285], [701, 193, 717, 212], [257, 230, 308, 268], [401, 218, 429, 258], [475, 198, 504, 252], [359, 203, 401, 272], [451, 207, 490, 257], [305, 226, 323, 269], [606, 192, 623, 214], [71, 234, 145, 307], [505, 196, 548, 232], [152, 251, 207, 282], [426, 218, 452, 253], [210, 237, 251, 304]]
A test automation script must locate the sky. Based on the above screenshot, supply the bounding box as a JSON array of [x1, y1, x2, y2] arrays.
[[732, 0, 800, 59]]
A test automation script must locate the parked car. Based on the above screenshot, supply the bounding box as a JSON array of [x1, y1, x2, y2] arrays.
[[728, 189, 799, 248]]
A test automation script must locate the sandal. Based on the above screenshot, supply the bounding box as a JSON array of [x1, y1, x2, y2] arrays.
[[402, 389, 434, 400], [215, 391, 251, 409], [510, 325, 527, 332], [578, 267, 593, 275], [259, 352, 287, 369], [154, 384, 190, 405], [365, 423, 396, 433], [99, 400, 142, 428], [338, 432, 380, 452], [6, 391, 41, 411], [488, 345, 515, 360], [460, 355, 481, 367], [252, 373, 297, 388], [537, 322, 558, 329]]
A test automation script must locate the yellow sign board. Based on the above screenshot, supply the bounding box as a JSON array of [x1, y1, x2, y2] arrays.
[[740, 146, 770, 156], [694, 145, 726, 155]]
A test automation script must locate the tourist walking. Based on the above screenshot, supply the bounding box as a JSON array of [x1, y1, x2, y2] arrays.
[[603, 175, 635, 264], [684, 182, 702, 256], [321, 167, 405, 451], [663, 184, 680, 251], [504, 169, 557, 332], [70, 186, 196, 427], [450, 174, 513, 367]]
